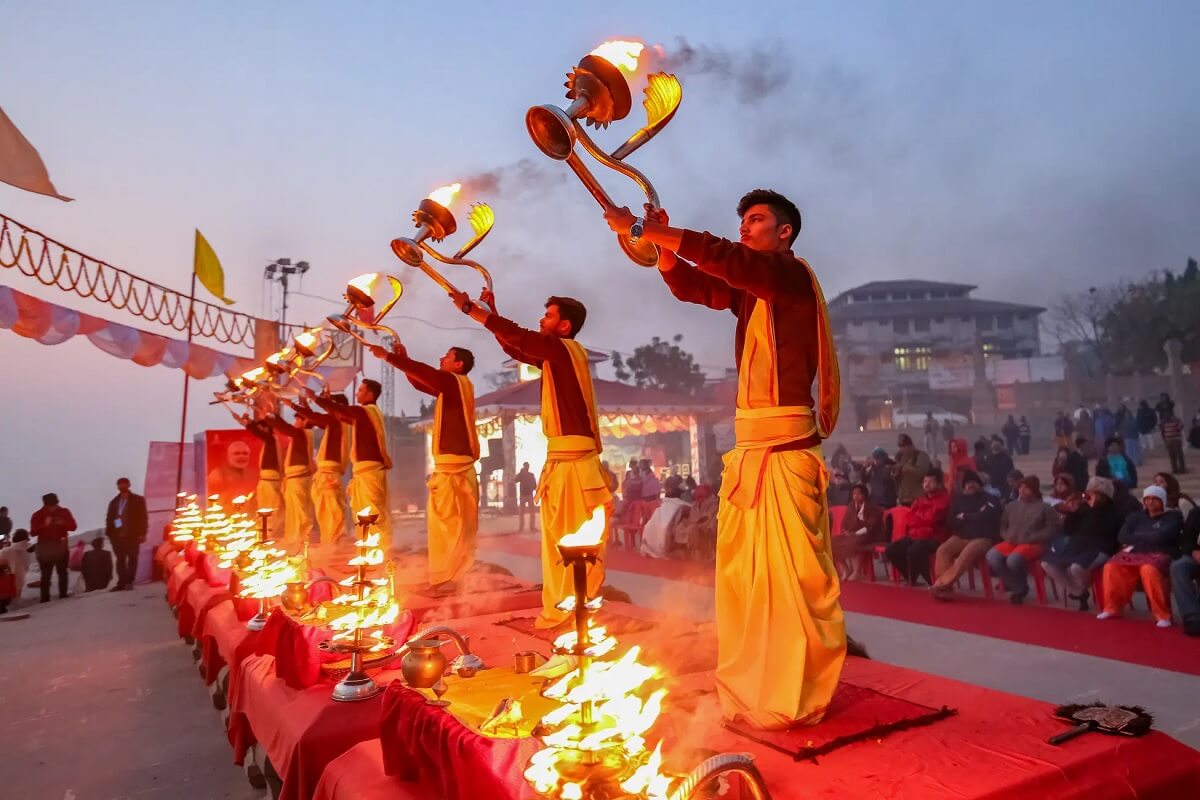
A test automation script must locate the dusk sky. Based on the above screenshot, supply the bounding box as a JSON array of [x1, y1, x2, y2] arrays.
[[2, 1, 1198, 528]]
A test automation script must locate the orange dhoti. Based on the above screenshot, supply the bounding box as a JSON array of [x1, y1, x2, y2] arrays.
[[349, 461, 391, 552], [255, 472, 285, 539], [426, 455, 479, 585], [535, 435, 613, 628], [716, 406, 846, 729], [283, 465, 315, 546], [311, 466, 349, 546]]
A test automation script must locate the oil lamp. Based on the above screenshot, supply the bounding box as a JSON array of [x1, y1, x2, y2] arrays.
[[526, 40, 683, 268]]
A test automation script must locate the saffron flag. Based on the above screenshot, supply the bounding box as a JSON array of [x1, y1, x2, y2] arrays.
[[0, 105, 72, 201], [194, 229, 234, 305]]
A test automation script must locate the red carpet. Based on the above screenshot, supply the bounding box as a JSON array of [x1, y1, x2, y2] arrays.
[[839, 580, 1200, 676], [478, 533, 1200, 677]]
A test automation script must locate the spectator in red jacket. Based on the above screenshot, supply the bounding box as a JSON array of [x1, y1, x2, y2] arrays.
[[884, 471, 950, 586], [31, 492, 77, 603]]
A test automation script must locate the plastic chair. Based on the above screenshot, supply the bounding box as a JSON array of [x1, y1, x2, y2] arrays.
[[829, 505, 848, 535], [873, 506, 910, 583]]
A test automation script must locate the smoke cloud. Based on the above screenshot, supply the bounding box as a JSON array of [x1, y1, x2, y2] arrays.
[[458, 158, 568, 198], [649, 37, 793, 104]]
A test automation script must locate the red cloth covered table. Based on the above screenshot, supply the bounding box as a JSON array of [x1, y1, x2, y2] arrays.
[[253, 606, 416, 691], [313, 740, 422, 800], [166, 561, 197, 607], [228, 654, 401, 800], [178, 575, 227, 639], [314, 646, 1200, 800]]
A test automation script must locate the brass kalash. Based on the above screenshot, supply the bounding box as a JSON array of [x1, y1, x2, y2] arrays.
[[526, 41, 681, 268], [524, 510, 771, 800]]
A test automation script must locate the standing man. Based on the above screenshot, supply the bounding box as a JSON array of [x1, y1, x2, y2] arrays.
[[452, 288, 612, 629], [230, 407, 286, 538], [1162, 410, 1187, 475], [264, 412, 318, 545], [286, 394, 351, 546], [31, 492, 77, 603], [0, 506, 12, 546], [105, 477, 148, 590], [515, 462, 538, 533], [602, 190, 845, 729], [369, 342, 479, 589], [309, 380, 392, 550]]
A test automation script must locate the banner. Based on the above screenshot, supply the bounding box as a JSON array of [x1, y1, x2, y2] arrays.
[[197, 429, 270, 505], [143, 441, 198, 548]]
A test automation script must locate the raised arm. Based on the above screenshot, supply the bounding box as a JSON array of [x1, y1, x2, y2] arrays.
[[311, 392, 365, 424], [288, 402, 333, 430], [676, 230, 808, 301], [659, 254, 738, 311], [483, 314, 563, 364]]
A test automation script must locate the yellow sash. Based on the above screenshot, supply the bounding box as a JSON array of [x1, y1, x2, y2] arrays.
[[352, 403, 392, 469], [285, 429, 314, 478], [433, 453, 476, 475], [540, 339, 600, 446], [433, 374, 479, 461], [258, 469, 282, 482], [723, 275, 840, 509], [316, 420, 349, 471]]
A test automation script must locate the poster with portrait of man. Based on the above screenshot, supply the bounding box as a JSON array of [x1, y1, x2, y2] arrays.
[[197, 429, 264, 504]]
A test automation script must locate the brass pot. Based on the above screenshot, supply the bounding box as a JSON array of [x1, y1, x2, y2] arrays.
[[401, 639, 446, 688], [281, 581, 309, 614]]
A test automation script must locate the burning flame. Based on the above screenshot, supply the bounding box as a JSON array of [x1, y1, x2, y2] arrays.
[[426, 182, 462, 208], [558, 506, 607, 548], [232, 494, 248, 505], [293, 328, 320, 351], [347, 273, 380, 299], [241, 367, 266, 384], [590, 40, 644, 73]]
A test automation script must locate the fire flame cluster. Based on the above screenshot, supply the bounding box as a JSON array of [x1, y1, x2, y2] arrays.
[[524, 506, 672, 799], [168, 493, 203, 545], [524, 633, 672, 799], [317, 524, 401, 655]]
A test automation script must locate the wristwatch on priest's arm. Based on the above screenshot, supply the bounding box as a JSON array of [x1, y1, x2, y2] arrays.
[[628, 216, 645, 245]]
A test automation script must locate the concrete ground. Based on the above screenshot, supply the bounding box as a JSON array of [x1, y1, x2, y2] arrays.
[[0, 586, 258, 800], [2, 444, 1196, 798]]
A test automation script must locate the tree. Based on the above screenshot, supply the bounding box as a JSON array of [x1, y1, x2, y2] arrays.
[[484, 368, 518, 391], [1051, 259, 1200, 372], [611, 334, 707, 396]]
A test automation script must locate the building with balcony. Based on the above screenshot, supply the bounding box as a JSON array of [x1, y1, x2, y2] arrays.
[[828, 280, 1044, 428]]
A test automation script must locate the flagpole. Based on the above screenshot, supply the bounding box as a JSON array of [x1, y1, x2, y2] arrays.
[[175, 272, 198, 496]]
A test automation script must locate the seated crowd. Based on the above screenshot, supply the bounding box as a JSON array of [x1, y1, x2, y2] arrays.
[[827, 435, 1200, 637]]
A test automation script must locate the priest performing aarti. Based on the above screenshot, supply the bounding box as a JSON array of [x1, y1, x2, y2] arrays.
[[229, 406, 286, 539], [368, 341, 480, 591], [307, 380, 393, 552], [262, 412, 318, 546], [604, 189, 846, 729], [284, 394, 351, 546], [452, 288, 613, 628]]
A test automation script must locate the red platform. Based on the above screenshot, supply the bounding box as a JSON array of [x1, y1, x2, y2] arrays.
[[315, 655, 1200, 800]]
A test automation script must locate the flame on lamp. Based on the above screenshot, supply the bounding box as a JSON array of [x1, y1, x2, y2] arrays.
[[293, 328, 320, 351], [426, 182, 462, 208], [558, 506, 607, 548], [590, 40, 644, 73]]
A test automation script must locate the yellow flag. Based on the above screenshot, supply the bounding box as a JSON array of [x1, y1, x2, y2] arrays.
[[194, 229, 234, 305]]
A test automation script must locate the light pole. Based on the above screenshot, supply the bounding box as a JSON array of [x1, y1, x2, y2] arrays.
[[264, 258, 311, 326]]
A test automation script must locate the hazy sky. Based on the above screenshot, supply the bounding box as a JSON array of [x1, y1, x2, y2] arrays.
[[2, 1, 1198, 527]]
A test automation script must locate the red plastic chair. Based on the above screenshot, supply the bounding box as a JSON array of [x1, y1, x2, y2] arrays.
[[872, 506, 910, 583], [617, 500, 660, 550], [829, 505, 848, 535]]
